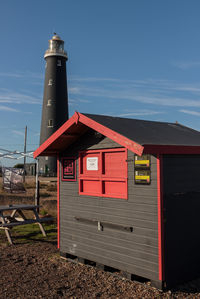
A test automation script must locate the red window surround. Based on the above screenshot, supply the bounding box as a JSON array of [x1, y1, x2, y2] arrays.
[[79, 148, 128, 199]]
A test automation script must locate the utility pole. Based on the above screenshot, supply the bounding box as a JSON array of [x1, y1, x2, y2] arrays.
[[23, 126, 27, 183]]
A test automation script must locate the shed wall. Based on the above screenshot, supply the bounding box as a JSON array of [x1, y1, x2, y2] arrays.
[[59, 130, 159, 281], [163, 155, 200, 287]]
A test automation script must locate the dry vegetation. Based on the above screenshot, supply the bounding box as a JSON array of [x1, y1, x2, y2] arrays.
[[0, 176, 57, 216]]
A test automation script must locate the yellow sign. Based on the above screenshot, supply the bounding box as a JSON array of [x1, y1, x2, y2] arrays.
[[135, 160, 150, 167], [135, 175, 150, 183], [134, 154, 150, 169], [135, 170, 151, 184]]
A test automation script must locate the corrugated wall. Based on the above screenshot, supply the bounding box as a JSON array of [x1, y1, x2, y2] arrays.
[[59, 130, 159, 281]]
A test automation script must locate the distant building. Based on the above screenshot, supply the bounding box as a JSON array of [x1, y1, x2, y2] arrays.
[[25, 163, 36, 176], [39, 34, 69, 176]]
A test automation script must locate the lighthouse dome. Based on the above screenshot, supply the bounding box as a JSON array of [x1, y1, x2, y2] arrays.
[[52, 34, 62, 41]]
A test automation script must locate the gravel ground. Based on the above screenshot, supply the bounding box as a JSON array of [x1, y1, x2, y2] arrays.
[[1, 236, 200, 298]]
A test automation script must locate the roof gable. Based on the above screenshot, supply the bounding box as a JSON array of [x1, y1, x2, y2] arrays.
[[34, 112, 143, 158]]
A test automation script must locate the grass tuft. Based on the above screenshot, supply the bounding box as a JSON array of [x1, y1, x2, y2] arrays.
[[0, 222, 57, 245]]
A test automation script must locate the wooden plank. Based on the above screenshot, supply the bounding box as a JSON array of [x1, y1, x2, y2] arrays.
[[0, 218, 48, 227], [0, 204, 39, 212], [60, 246, 159, 280], [11, 209, 27, 220], [61, 210, 158, 230], [63, 203, 157, 222], [61, 238, 159, 272], [61, 196, 157, 213], [32, 208, 46, 237], [60, 223, 158, 254], [0, 217, 52, 227], [60, 192, 158, 204], [61, 218, 158, 240], [62, 230, 158, 264]]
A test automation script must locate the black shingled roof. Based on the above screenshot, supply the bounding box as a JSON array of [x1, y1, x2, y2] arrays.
[[83, 113, 200, 146]]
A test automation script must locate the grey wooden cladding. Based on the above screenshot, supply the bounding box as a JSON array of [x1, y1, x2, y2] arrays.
[[61, 200, 157, 221], [62, 208, 157, 230], [62, 230, 158, 264], [60, 220, 158, 251], [60, 195, 157, 213], [66, 245, 158, 280], [59, 131, 159, 281], [60, 217, 158, 243]]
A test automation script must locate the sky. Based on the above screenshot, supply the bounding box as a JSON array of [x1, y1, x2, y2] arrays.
[[1, 0, 200, 166]]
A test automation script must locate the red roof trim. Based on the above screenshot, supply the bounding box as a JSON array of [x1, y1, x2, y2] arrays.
[[144, 144, 200, 154], [34, 112, 144, 158], [78, 113, 144, 156], [34, 112, 79, 158]]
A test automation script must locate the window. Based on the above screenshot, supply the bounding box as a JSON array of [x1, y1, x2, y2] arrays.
[[48, 119, 53, 127], [57, 60, 62, 66], [47, 99, 52, 106], [48, 79, 53, 86], [79, 148, 127, 199]]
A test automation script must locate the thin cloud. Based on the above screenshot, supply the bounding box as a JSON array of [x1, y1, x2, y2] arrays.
[[118, 110, 164, 117], [0, 105, 19, 112], [69, 97, 91, 104], [179, 109, 200, 116], [12, 130, 25, 136], [70, 76, 200, 95], [173, 61, 200, 70], [0, 71, 43, 79], [69, 77, 200, 108], [69, 85, 200, 107], [0, 90, 41, 105]]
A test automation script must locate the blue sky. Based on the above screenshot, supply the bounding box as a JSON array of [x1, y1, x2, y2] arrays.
[[1, 0, 200, 166]]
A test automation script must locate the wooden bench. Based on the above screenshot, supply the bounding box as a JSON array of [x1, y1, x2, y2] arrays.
[[0, 217, 52, 227], [0, 204, 52, 244]]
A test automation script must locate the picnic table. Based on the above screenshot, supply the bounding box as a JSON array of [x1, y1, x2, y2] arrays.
[[0, 204, 50, 244]]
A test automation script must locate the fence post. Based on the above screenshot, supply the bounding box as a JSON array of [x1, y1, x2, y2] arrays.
[[35, 159, 40, 213]]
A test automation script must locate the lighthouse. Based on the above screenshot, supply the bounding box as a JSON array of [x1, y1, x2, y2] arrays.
[[39, 34, 69, 175]]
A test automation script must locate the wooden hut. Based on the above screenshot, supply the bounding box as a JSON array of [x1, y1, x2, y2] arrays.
[[34, 111, 200, 289]]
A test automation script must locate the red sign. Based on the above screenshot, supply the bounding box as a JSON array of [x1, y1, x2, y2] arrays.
[[62, 157, 76, 181]]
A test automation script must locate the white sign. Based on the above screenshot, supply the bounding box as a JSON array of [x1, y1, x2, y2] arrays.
[[86, 157, 98, 170]]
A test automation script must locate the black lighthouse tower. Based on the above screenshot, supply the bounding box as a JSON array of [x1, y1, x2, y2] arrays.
[[39, 34, 69, 175]]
